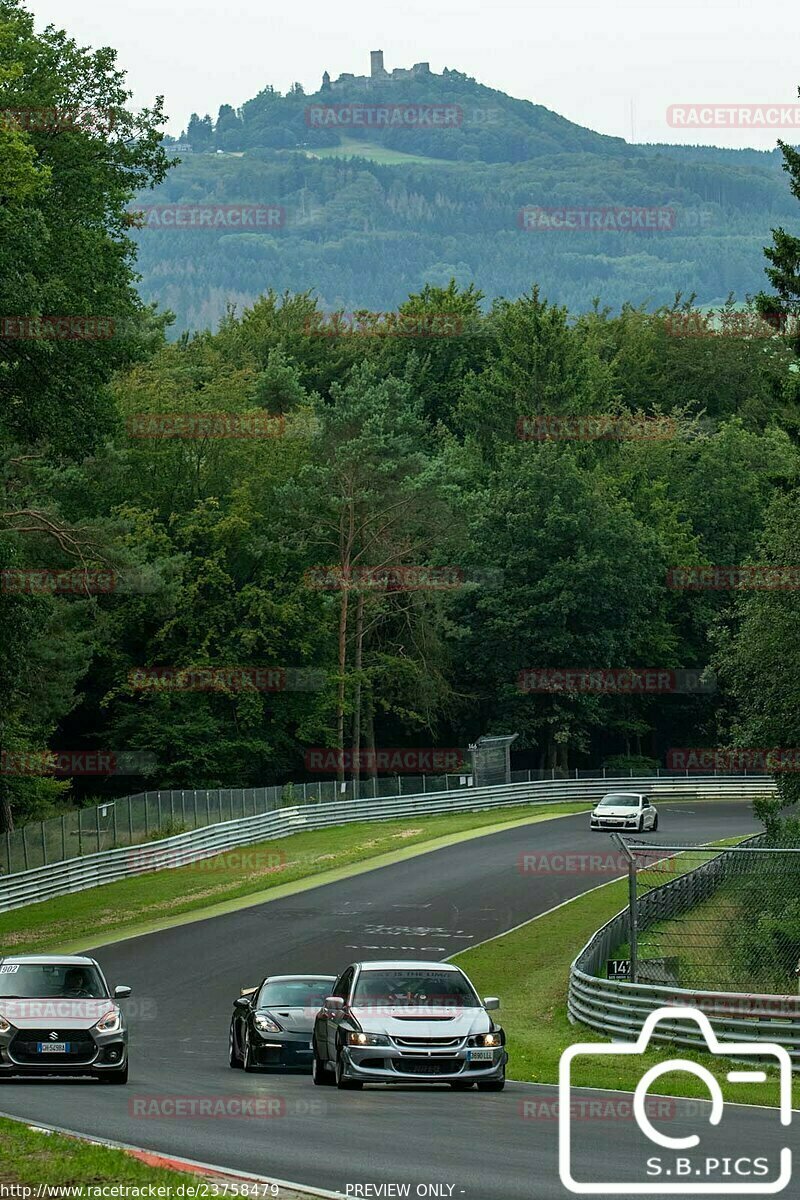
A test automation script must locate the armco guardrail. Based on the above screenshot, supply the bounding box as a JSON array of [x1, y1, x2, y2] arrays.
[[1, 765, 774, 875], [568, 833, 800, 1065], [0, 774, 774, 914]]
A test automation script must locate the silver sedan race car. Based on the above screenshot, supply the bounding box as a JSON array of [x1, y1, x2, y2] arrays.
[[0, 955, 131, 1083], [312, 960, 507, 1090], [590, 791, 659, 832], [229, 974, 336, 1071]]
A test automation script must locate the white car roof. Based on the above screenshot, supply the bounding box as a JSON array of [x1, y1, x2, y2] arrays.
[[264, 974, 336, 982], [0, 955, 98, 965], [355, 961, 460, 972]]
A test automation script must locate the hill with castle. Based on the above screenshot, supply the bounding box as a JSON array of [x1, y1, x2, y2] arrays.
[[143, 52, 795, 335], [178, 50, 638, 164]]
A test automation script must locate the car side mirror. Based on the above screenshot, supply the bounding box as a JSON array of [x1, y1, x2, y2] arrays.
[[483, 997, 500, 1010], [325, 995, 345, 1012], [114, 986, 132, 999], [233, 996, 252, 1010]]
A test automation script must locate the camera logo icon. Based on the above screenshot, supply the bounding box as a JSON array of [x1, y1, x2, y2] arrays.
[[559, 1006, 792, 1194]]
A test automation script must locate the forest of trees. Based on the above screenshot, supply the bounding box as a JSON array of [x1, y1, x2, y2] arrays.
[[3, 0, 800, 837]]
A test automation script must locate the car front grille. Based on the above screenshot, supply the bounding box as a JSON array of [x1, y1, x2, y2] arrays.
[[394, 1036, 461, 1048], [396, 1057, 462, 1075], [9, 1030, 97, 1065]]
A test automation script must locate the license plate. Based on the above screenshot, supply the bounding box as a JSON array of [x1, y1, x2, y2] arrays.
[[469, 1048, 494, 1061], [37, 1043, 69, 1054]]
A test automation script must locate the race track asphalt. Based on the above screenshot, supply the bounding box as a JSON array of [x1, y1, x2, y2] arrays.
[[2, 800, 786, 1199]]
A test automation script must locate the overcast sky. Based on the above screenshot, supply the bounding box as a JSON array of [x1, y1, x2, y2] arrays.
[[25, 0, 800, 150]]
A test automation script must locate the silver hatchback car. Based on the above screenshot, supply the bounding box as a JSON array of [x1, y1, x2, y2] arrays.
[[0, 955, 131, 1083], [312, 960, 507, 1090]]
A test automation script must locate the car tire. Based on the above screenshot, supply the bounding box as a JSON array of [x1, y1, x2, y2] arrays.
[[477, 1078, 505, 1092], [98, 1061, 129, 1085], [312, 1048, 334, 1086], [242, 1030, 259, 1073], [229, 1023, 243, 1069], [637, 814, 645, 832], [335, 1053, 363, 1090], [652, 813, 659, 831]]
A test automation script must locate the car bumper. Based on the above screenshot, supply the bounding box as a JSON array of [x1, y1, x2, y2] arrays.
[[339, 1045, 508, 1084], [0, 1028, 127, 1077], [250, 1031, 315, 1069], [590, 817, 641, 829]]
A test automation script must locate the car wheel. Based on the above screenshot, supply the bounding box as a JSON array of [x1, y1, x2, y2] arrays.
[[229, 1022, 243, 1069], [477, 1078, 505, 1092], [335, 1053, 363, 1090], [312, 1048, 334, 1086], [652, 813, 659, 831], [449, 1080, 475, 1089], [242, 1030, 259, 1073], [98, 1061, 128, 1085], [637, 814, 645, 832]]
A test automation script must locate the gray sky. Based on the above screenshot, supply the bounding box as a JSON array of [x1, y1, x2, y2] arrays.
[[26, 0, 800, 149]]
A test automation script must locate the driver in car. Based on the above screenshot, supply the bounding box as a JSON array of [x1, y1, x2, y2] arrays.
[[62, 967, 95, 997]]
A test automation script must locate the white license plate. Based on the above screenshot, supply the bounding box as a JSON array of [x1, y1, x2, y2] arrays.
[[37, 1043, 69, 1054], [469, 1048, 494, 1061]]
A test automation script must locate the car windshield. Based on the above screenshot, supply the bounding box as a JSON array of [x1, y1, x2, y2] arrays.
[[257, 978, 334, 1008], [599, 795, 641, 807], [0, 963, 107, 999], [351, 969, 480, 1008]]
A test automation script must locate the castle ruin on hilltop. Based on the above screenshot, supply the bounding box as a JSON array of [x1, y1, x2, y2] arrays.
[[321, 50, 433, 93]]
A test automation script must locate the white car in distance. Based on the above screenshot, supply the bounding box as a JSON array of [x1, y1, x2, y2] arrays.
[[590, 792, 658, 832]]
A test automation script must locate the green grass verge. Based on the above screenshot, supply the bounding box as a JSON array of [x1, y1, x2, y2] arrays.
[[0, 801, 592, 955], [454, 870, 798, 1109], [0, 1116, 185, 1189]]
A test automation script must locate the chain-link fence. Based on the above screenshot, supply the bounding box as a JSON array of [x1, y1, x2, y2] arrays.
[[0, 772, 476, 875], [618, 838, 800, 995]]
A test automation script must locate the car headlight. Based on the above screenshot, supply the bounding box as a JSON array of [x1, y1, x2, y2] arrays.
[[346, 1031, 390, 1047], [470, 1030, 503, 1047], [253, 1013, 283, 1034], [95, 1009, 122, 1033]]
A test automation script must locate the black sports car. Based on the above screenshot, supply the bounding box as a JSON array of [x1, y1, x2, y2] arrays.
[[229, 974, 336, 1072]]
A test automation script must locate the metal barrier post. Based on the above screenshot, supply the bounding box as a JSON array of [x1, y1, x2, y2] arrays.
[[613, 834, 638, 984]]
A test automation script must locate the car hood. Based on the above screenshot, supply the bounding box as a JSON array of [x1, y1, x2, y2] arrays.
[[349, 1006, 491, 1037], [0, 999, 116, 1030], [262, 1005, 321, 1033], [593, 806, 641, 817]]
